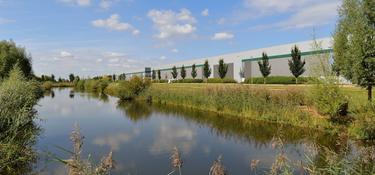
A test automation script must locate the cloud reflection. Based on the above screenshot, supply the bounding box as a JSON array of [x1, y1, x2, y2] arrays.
[[93, 128, 140, 151]]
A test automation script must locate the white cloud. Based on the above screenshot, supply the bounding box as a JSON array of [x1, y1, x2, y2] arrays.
[[211, 32, 234, 40], [201, 8, 209, 16], [147, 8, 197, 39], [250, 1, 339, 30], [216, 18, 226, 25], [243, 0, 310, 15], [60, 0, 91, 6], [60, 51, 74, 58], [171, 49, 179, 53], [92, 14, 139, 35], [159, 56, 166, 60], [96, 58, 103, 62], [99, 0, 118, 9]]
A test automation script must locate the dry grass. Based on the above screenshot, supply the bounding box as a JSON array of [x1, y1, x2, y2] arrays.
[[209, 155, 227, 175]]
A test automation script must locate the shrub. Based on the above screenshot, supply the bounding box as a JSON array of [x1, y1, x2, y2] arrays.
[[207, 78, 237, 83], [41, 81, 53, 91], [174, 78, 203, 83], [349, 104, 375, 140], [309, 82, 348, 121], [0, 66, 40, 174], [106, 76, 151, 100], [244, 76, 312, 84], [152, 79, 167, 83]]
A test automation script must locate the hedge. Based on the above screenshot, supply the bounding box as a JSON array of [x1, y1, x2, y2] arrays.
[[244, 76, 313, 84], [207, 78, 237, 83]]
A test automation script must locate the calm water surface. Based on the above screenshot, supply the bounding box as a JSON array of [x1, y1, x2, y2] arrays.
[[35, 88, 338, 175]]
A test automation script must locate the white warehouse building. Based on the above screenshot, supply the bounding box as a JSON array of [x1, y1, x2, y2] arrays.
[[125, 38, 333, 82]]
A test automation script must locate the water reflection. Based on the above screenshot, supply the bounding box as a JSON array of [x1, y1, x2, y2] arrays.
[[116, 101, 152, 122]]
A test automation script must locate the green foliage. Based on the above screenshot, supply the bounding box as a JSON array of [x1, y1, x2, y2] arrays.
[[0, 40, 33, 79], [244, 76, 312, 84], [105, 76, 151, 100], [0, 66, 40, 174], [191, 64, 197, 79], [207, 78, 237, 83], [288, 45, 305, 83], [203, 60, 211, 79], [74, 78, 110, 94], [218, 59, 228, 79], [171, 66, 178, 79], [309, 82, 349, 121], [333, 0, 375, 101], [174, 78, 204, 83], [152, 70, 156, 80], [152, 79, 167, 83], [157, 70, 161, 80], [118, 73, 126, 80], [258, 52, 271, 83], [349, 104, 375, 140], [142, 84, 333, 130], [69, 73, 75, 82], [41, 81, 53, 91], [180, 65, 186, 79]]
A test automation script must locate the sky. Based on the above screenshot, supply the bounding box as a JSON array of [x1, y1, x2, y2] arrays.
[[0, 0, 340, 78]]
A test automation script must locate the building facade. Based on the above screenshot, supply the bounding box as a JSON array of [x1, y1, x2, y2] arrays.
[[125, 38, 333, 82]]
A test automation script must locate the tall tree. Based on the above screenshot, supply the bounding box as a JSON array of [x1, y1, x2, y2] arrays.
[[112, 74, 116, 81], [157, 70, 161, 80], [69, 73, 75, 82], [0, 40, 33, 78], [334, 0, 375, 101], [203, 60, 211, 79], [180, 65, 186, 79], [191, 64, 197, 79], [288, 45, 305, 84], [171, 66, 178, 79], [218, 59, 228, 79], [258, 52, 272, 84], [152, 70, 156, 80]]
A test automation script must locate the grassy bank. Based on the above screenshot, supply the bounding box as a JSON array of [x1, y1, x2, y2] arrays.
[[139, 83, 336, 131]]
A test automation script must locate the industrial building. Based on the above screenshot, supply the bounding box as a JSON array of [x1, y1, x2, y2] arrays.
[[125, 38, 333, 82]]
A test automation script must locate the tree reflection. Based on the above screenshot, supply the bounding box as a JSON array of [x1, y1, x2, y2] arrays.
[[116, 100, 152, 122]]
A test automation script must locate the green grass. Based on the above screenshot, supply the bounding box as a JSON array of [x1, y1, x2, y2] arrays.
[[140, 83, 336, 131]]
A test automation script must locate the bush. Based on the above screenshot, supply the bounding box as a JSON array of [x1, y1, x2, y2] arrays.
[[152, 79, 167, 83], [349, 104, 375, 140], [105, 76, 151, 100], [207, 78, 237, 83], [244, 76, 312, 84], [41, 81, 53, 91], [174, 78, 204, 83], [0, 66, 40, 174], [309, 82, 348, 121]]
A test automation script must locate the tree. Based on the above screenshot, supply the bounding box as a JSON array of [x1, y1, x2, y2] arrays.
[[181, 65, 186, 79], [288, 45, 305, 84], [203, 60, 211, 79], [171, 66, 178, 79], [333, 0, 375, 101], [258, 52, 272, 84], [191, 64, 197, 79], [51, 74, 55, 82], [152, 70, 156, 80], [0, 40, 33, 78], [112, 74, 116, 81], [69, 73, 75, 82], [157, 70, 161, 80], [218, 59, 228, 79], [118, 73, 126, 80]]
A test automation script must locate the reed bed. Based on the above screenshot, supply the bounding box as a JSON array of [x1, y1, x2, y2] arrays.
[[141, 83, 334, 131]]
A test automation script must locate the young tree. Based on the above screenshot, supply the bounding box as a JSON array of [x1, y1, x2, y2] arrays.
[[258, 52, 272, 84], [171, 66, 178, 79], [334, 0, 375, 101], [218, 59, 228, 79], [203, 60, 211, 79], [152, 70, 156, 80], [288, 45, 305, 84], [51, 74, 55, 82], [191, 64, 197, 79], [180, 65, 186, 79], [69, 73, 75, 82], [118, 73, 126, 80], [112, 74, 116, 81], [157, 70, 161, 80]]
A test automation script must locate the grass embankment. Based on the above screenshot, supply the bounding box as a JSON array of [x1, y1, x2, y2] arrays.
[[140, 83, 338, 131], [41, 81, 74, 91]]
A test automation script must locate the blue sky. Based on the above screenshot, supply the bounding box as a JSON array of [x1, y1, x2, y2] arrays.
[[0, 0, 340, 78]]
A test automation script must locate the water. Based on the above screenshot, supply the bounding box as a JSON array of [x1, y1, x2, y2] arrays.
[[35, 88, 338, 175]]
